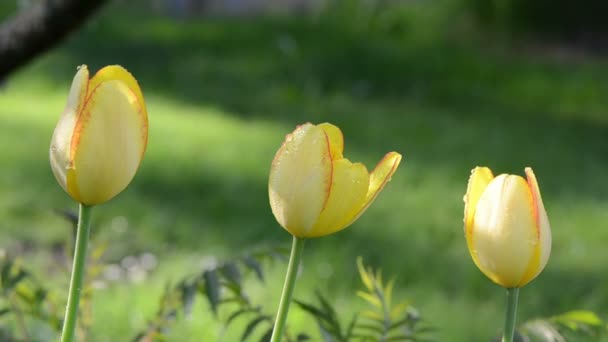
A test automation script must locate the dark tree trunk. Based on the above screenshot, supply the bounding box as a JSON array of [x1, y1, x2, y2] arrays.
[[0, 0, 109, 79]]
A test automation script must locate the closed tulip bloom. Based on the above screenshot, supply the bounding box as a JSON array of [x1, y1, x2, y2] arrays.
[[50, 65, 148, 205], [269, 122, 401, 238], [464, 167, 551, 288]]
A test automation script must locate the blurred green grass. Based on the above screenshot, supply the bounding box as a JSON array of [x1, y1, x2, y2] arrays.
[[1, 0, 608, 340]]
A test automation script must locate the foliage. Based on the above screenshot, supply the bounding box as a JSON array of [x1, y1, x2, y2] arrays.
[[0, 210, 110, 341], [295, 257, 434, 342], [0, 254, 62, 341], [133, 253, 433, 342], [516, 310, 608, 342], [132, 247, 290, 342], [1, 230, 607, 342]]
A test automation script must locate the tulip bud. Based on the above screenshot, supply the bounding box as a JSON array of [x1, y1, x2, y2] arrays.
[[269, 122, 402, 238], [464, 167, 551, 288], [50, 65, 148, 205]]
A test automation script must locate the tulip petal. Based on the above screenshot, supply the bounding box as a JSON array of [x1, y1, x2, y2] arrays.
[[472, 175, 537, 288], [518, 167, 552, 286], [308, 159, 369, 237], [50, 66, 90, 193], [269, 123, 333, 237], [318, 122, 344, 160], [88, 66, 147, 113], [341, 152, 401, 228], [463, 166, 494, 269], [69, 80, 147, 205], [87, 65, 148, 154]]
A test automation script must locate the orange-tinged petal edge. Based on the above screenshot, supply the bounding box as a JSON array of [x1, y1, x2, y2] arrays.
[[50, 65, 90, 197], [341, 151, 401, 228], [517, 167, 552, 287], [318, 122, 344, 160], [84, 65, 148, 155], [69, 80, 147, 205]]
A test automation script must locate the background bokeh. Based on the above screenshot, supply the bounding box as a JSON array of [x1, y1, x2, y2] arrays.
[[1, 0, 607, 340]]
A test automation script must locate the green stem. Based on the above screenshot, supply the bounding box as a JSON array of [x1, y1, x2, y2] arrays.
[[502, 287, 520, 342], [270, 236, 306, 342], [60, 204, 93, 342]]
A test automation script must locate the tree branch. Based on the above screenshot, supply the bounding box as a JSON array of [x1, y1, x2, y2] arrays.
[[0, 0, 109, 79]]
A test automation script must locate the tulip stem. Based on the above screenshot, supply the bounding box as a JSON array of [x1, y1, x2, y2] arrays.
[[60, 204, 93, 342], [270, 236, 306, 342], [502, 287, 520, 342]]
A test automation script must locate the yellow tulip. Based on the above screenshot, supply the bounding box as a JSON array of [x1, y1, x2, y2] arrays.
[[50, 65, 148, 205], [464, 167, 552, 288], [269, 122, 402, 238]]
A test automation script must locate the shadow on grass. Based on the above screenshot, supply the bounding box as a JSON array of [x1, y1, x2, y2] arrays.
[[20, 1, 608, 197]]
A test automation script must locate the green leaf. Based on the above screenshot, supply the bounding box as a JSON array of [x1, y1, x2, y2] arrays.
[[1, 261, 11, 287], [294, 300, 333, 323], [355, 322, 385, 334], [317, 322, 338, 342], [344, 314, 359, 340], [223, 280, 247, 300], [1, 261, 28, 293], [349, 333, 380, 340], [316, 291, 339, 321], [221, 262, 242, 286], [243, 256, 265, 282], [226, 307, 261, 327], [356, 257, 373, 291], [357, 291, 382, 308], [296, 333, 311, 341], [389, 303, 409, 321], [241, 315, 270, 341], [55, 208, 79, 226], [180, 281, 197, 318], [258, 327, 273, 342], [554, 310, 603, 327], [385, 278, 395, 305], [0, 308, 10, 317], [202, 270, 221, 315], [15, 282, 36, 303], [295, 293, 346, 340]]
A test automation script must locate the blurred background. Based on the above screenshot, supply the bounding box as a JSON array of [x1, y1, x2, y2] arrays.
[[1, 0, 608, 340]]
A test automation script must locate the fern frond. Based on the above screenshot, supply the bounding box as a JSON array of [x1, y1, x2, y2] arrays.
[[353, 258, 434, 342]]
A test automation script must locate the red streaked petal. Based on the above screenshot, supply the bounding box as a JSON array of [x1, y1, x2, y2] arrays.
[[518, 167, 552, 286], [525, 167, 541, 238], [307, 159, 369, 237], [318, 122, 344, 160], [70, 80, 147, 205], [86, 65, 148, 156]]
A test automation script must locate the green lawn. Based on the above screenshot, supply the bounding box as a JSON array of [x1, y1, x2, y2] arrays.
[[1, 1, 608, 341]]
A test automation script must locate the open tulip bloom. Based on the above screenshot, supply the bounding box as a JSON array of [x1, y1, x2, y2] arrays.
[[50, 65, 148, 342], [464, 166, 551, 342], [268, 122, 401, 341]]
